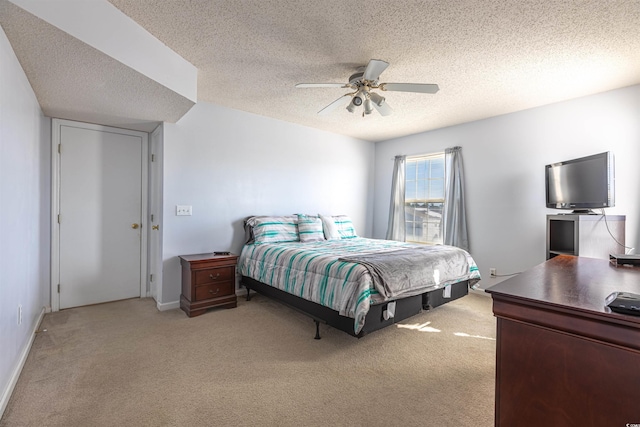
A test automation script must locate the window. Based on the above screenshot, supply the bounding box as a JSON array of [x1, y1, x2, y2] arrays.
[[405, 153, 445, 244]]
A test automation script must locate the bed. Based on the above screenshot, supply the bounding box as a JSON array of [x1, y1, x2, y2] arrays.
[[238, 214, 481, 338]]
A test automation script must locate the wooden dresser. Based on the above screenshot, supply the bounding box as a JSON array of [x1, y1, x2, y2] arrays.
[[485, 255, 640, 426], [179, 253, 238, 317]]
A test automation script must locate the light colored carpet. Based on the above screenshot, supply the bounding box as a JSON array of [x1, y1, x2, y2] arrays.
[[1, 290, 496, 427]]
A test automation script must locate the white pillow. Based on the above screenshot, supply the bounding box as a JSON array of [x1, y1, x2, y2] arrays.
[[319, 214, 341, 240]]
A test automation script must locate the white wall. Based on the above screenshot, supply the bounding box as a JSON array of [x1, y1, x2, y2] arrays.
[[161, 102, 375, 304], [374, 85, 640, 288], [0, 27, 50, 414]]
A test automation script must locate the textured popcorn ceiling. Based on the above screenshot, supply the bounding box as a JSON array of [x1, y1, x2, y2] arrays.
[[0, 0, 194, 132], [3, 0, 640, 139]]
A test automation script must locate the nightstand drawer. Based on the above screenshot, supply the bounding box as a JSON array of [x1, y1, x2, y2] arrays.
[[194, 267, 234, 285], [194, 281, 235, 301]]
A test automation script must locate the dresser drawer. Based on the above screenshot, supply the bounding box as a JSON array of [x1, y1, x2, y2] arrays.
[[194, 281, 235, 301], [194, 266, 234, 285]]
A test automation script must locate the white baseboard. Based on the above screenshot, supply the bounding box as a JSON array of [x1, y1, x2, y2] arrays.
[[0, 306, 46, 419], [156, 300, 180, 311]]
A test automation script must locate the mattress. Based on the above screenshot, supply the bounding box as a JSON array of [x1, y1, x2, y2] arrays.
[[237, 237, 481, 334]]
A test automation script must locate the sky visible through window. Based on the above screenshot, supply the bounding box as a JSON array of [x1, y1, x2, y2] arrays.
[[405, 154, 444, 244]]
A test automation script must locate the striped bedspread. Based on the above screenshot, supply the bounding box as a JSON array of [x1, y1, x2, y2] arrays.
[[238, 238, 481, 334]]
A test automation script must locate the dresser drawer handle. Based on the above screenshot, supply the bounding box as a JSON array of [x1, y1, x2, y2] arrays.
[[209, 288, 220, 295], [209, 273, 220, 280]]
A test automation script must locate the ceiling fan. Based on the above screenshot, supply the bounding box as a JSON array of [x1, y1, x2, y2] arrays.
[[295, 59, 439, 117]]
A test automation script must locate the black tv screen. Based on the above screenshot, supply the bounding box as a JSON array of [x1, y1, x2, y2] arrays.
[[545, 151, 614, 211]]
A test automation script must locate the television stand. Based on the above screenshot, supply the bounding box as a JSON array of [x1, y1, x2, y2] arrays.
[[546, 214, 625, 260]]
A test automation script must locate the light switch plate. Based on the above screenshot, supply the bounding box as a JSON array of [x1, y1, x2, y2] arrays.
[[176, 205, 192, 216]]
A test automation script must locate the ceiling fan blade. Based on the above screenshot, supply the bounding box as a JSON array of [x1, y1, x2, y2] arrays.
[[380, 83, 439, 94], [372, 100, 393, 116], [362, 59, 389, 81], [318, 94, 351, 115], [296, 83, 348, 88]]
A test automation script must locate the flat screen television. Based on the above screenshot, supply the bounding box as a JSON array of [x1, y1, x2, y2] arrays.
[[545, 151, 615, 213]]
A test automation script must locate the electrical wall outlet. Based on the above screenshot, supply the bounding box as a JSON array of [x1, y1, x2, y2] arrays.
[[176, 205, 192, 216], [490, 268, 497, 277]]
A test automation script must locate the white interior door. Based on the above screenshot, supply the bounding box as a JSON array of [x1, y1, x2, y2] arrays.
[[56, 121, 147, 309]]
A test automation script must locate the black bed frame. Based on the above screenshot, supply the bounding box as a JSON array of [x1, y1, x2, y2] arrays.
[[241, 276, 469, 339]]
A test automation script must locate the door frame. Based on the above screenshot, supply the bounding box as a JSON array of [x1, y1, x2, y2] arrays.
[[148, 124, 164, 304], [51, 118, 149, 312]]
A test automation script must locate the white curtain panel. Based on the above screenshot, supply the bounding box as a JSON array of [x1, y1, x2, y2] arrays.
[[443, 147, 470, 252], [386, 155, 406, 241]]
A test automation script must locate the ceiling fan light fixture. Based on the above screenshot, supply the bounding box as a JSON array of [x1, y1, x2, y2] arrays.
[[364, 98, 373, 115], [346, 100, 357, 113]]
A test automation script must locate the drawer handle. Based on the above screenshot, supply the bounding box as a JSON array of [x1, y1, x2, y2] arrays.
[[209, 288, 220, 295], [209, 273, 220, 280]]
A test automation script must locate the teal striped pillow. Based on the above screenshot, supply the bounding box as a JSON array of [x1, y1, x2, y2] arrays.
[[333, 215, 358, 239], [297, 215, 325, 242], [251, 216, 299, 244]]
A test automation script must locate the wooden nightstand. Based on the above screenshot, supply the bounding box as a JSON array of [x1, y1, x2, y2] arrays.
[[179, 253, 238, 317]]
